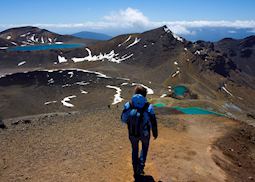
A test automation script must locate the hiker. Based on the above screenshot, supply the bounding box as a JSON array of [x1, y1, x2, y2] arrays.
[[121, 85, 158, 179]]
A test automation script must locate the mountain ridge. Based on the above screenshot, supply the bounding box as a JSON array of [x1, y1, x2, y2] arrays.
[[72, 31, 112, 40], [0, 26, 99, 46]]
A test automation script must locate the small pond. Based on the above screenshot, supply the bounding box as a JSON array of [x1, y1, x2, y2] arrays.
[[173, 85, 188, 96]]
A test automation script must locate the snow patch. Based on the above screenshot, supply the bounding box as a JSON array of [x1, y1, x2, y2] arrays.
[[168, 86, 172, 92], [106, 85, 123, 105], [0, 47, 8, 50], [61, 95, 76, 107], [121, 82, 129, 86], [18, 61, 26, 66], [160, 94, 167, 98], [80, 90, 88, 94], [116, 77, 130, 81], [174, 61, 178, 65], [72, 48, 133, 64], [118, 35, 132, 47], [195, 50, 201, 55], [44, 101, 57, 105], [75, 81, 89, 86], [238, 97, 243, 100], [68, 71, 74, 78], [11, 42, 18, 46], [171, 70, 180, 78], [58, 55, 68, 63], [48, 78, 54, 84], [21, 41, 32, 45], [131, 83, 154, 95], [164, 26, 183, 42], [164, 26, 171, 33], [30, 34, 36, 42], [172, 33, 184, 42], [221, 84, 233, 97], [62, 84, 72, 88], [41, 37, 44, 44], [126, 38, 140, 48], [20, 32, 31, 37], [6, 36, 11, 40], [223, 103, 242, 112]]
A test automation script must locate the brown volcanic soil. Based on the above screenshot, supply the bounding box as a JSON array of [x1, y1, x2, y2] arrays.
[[213, 122, 255, 182], [1, 107, 254, 182]]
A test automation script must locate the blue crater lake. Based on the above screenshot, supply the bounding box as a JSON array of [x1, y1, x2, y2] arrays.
[[8, 43, 85, 52]]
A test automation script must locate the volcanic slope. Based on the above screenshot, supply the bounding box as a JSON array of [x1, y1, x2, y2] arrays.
[[0, 26, 98, 46], [215, 36, 255, 76], [0, 26, 255, 121]]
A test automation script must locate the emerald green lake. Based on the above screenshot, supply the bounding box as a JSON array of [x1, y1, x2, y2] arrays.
[[173, 85, 188, 96], [172, 106, 222, 115]]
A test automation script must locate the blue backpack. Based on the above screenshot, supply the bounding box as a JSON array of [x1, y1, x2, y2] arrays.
[[127, 94, 149, 137]]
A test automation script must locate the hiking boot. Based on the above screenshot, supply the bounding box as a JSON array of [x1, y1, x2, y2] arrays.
[[137, 167, 145, 176], [133, 173, 141, 181], [139, 169, 145, 175], [138, 163, 145, 175]]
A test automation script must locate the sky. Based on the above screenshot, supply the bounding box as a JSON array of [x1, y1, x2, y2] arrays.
[[0, 0, 255, 37]]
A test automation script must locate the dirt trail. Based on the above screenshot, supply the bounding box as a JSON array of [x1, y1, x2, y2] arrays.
[[150, 115, 236, 181], [0, 109, 242, 182]]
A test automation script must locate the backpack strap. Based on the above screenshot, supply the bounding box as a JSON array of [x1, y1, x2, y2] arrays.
[[141, 102, 150, 113], [129, 101, 133, 109], [139, 102, 150, 125]]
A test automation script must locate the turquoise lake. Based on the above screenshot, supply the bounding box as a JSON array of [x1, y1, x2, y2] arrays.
[[173, 85, 188, 96], [172, 106, 222, 115], [8, 43, 85, 52]]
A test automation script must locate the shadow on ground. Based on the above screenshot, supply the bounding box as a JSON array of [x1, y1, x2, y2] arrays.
[[135, 175, 159, 182]]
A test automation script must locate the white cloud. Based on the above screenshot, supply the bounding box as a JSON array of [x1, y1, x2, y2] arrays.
[[104, 7, 149, 27], [0, 8, 255, 36]]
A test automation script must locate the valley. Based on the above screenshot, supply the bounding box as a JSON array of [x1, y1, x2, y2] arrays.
[[0, 25, 255, 182]]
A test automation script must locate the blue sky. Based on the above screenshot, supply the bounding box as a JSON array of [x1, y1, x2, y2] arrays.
[[0, 0, 255, 36]]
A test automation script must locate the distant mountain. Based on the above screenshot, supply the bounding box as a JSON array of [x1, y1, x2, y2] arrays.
[[0, 26, 99, 46], [180, 27, 255, 42], [72, 31, 112, 40]]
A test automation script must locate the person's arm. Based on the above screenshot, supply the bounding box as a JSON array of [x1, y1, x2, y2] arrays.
[[148, 104, 158, 139], [121, 102, 131, 124]]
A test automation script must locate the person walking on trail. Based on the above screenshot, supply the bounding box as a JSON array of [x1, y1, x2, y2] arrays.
[[121, 85, 158, 179]]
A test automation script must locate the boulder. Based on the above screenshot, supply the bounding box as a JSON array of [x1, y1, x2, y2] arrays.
[[0, 120, 7, 129]]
